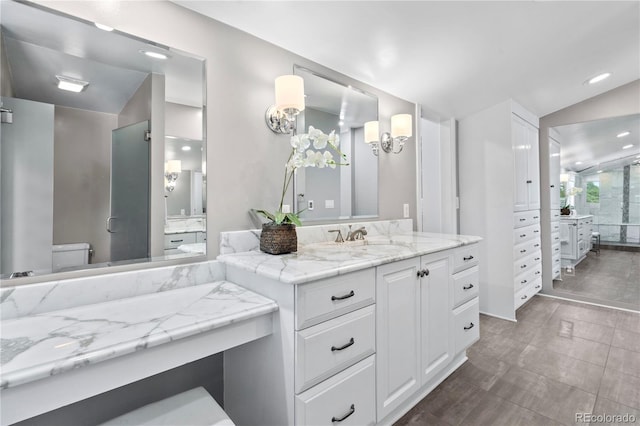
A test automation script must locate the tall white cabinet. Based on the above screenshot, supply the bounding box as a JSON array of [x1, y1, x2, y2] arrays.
[[459, 100, 540, 321], [549, 129, 562, 279]]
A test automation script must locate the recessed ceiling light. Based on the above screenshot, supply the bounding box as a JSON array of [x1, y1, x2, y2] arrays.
[[56, 75, 89, 93], [597, 170, 603, 174], [622, 144, 634, 150], [94, 23, 113, 32], [140, 50, 168, 60], [617, 131, 630, 138], [181, 146, 191, 151], [575, 161, 583, 165], [550, 153, 560, 157], [585, 72, 611, 85], [339, 121, 344, 126]]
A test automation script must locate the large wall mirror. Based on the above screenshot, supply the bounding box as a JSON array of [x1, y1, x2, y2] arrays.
[[0, 1, 206, 280], [293, 66, 378, 222]]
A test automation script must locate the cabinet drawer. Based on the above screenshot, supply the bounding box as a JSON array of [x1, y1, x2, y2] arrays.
[[164, 232, 196, 249], [513, 223, 541, 245], [513, 210, 541, 229], [452, 244, 479, 273], [453, 298, 479, 353], [551, 210, 561, 221], [552, 242, 561, 258], [515, 278, 542, 309], [551, 231, 561, 245], [295, 356, 376, 426], [295, 305, 375, 393], [453, 266, 479, 308], [513, 250, 541, 276], [513, 239, 541, 262], [514, 262, 541, 291], [552, 265, 561, 279], [296, 269, 375, 330], [551, 221, 560, 233]]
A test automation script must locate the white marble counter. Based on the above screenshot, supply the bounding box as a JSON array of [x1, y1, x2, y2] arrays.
[[217, 232, 482, 285], [1, 281, 278, 390], [560, 214, 593, 220]]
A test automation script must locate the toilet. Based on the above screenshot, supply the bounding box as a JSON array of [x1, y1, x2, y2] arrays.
[[52, 243, 91, 272]]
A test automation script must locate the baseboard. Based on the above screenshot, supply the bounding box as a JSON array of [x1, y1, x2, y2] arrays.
[[537, 293, 639, 313], [479, 310, 517, 322]]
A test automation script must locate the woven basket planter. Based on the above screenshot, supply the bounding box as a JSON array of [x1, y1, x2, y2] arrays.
[[260, 223, 297, 255], [560, 207, 571, 216]]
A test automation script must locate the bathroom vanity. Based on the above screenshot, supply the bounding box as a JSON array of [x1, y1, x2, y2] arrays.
[[560, 215, 594, 269], [218, 220, 481, 426]]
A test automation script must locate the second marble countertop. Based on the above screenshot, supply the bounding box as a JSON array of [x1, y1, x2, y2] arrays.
[[218, 232, 482, 285]]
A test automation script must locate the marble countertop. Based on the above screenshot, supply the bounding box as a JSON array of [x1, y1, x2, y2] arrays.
[[165, 229, 206, 235], [217, 232, 482, 285], [1, 281, 277, 390], [560, 215, 593, 220]]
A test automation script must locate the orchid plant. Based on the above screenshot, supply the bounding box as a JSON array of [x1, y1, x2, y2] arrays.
[[257, 126, 349, 225]]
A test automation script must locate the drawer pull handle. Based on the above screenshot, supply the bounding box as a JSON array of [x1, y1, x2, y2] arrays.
[[463, 284, 474, 290], [535, 285, 541, 289], [521, 295, 528, 300], [331, 291, 355, 301], [520, 234, 526, 238], [331, 338, 355, 352], [463, 255, 474, 261], [534, 244, 540, 247], [535, 257, 541, 261], [521, 264, 527, 269], [170, 239, 184, 243], [519, 218, 526, 221], [520, 249, 526, 253], [533, 216, 539, 219], [534, 230, 540, 233], [535, 271, 541, 275], [521, 279, 527, 284], [526, 180, 532, 183], [332, 404, 355, 423], [464, 322, 475, 331]]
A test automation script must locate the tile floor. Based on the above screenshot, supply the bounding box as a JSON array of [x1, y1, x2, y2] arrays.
[[553, 249, 640, 311], [395, 296, 640, 426]]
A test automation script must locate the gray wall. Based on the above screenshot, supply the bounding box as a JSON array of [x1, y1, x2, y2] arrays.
[[539, 79, 640, 299], [53, 106, 116, 264], [1, 33, 14, 98], [35, 0, 417, 259], [353, 126, 379, 216]]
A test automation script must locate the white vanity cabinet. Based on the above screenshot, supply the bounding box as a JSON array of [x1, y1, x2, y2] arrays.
[[561, 215, 593, 268], [549, 132, 562, 280], [376, 246, 479, 422], [163, 232, 197, 255], [459, 99, 541, 320], [222, 242, 480, 426]]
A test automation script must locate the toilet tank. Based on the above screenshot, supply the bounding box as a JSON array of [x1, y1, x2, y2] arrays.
[[52, 243, 90, 272]]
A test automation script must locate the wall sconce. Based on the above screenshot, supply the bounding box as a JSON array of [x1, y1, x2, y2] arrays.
[[165, 160, 182, 192], [364, 114, 413, 155], [265, 75, 305, 134]]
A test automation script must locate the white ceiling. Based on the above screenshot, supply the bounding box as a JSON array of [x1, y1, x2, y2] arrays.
[[2, 1, 205, 114], [173, 1, 639, 119]]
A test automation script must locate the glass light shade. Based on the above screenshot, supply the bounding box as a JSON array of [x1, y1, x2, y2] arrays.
[[275, 75, 305, 114], [391, 114, 412, 139], [560, 173, 569, 183], [364, 121, 379, 144], [165, 160, 182, 174]]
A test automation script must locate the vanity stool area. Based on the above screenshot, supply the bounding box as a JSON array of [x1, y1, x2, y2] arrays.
[[218, 219, 481, 425]]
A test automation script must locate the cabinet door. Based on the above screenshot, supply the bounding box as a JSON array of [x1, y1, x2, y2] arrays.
[[526, 124, 540, 210], [420, 255, 453, 385], [549, 139, 561, 209], [376, 258, 421, 420], [512, 115, 530, 212]]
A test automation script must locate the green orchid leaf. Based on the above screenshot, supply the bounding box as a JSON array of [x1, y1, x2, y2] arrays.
[[255, 209, 275, 222], [286, 213, 302, 226], [274, 211, 286, 224]]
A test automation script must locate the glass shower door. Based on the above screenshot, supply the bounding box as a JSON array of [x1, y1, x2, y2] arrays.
[[109, 120, 150, 262]]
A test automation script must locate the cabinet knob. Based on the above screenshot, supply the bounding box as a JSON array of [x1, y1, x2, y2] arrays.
[[331, 404, 355, 423], [417, 269, 429, 277], [550, 185, 555, 188]]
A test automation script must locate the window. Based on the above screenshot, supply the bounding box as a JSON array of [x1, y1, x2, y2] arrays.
[[587, 181, 600, 203]]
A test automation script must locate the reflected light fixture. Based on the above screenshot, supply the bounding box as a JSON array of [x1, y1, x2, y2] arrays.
[[560, 173, 570, 183], [266, 75, 305, 134], [165, 160, 182, 192], [585, 72, 611, 85], [140, 50, 168, 60], [364, 114, 413, 155], [56, 75, 89, 93], [94, 22, 113, 31], [617, 131, 630, 138], [622, 144, 634, 150], [181, 145, 191, 151]]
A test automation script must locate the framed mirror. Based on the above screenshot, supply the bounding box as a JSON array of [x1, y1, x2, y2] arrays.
[[293, 66, 378, 222], [0, 0, 206, 280]]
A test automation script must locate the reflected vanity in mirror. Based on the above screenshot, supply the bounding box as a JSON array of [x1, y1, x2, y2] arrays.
[[293, 66, 378, 222], [0, 0, 206, 280]]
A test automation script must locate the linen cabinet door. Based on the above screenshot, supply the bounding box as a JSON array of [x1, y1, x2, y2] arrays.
[[376, 258, 421, 421], [512, 115, 530, 212], [420, 254, 453, 385], [526, 123, 540, 210]]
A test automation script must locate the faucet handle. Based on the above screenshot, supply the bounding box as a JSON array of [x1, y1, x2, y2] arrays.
[[328, 229, 344, 243]]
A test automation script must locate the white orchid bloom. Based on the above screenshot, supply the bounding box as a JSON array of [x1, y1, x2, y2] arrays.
[[290, 134, 310, 150], [327, 130, 339, 147], [313, 133, 329, 149], [307, 126, 322, 140], [323, 151, 336, 168]]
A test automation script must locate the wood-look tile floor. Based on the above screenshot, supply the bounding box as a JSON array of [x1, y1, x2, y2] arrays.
[[395, 296, 640, 426], [553, 249, 640, 311]]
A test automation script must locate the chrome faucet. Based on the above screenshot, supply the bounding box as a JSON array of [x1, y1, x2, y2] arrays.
[[328, 229, 344, 243], [346, 225, 367, 241]]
